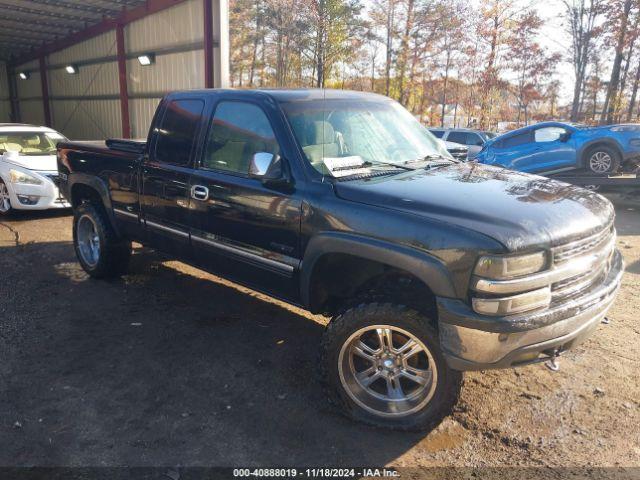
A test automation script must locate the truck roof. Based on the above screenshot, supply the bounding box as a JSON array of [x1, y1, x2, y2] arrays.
[[167, 88, 391, 104]]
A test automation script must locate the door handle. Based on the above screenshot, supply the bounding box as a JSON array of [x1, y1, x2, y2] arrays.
[[191, 185, 209, 201]]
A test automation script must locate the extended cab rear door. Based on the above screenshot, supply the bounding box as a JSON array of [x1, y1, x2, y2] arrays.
[[141, 96, 206, 256], [187, 97, 303, 302]]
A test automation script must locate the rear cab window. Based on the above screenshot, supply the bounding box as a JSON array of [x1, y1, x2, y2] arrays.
[[154, 99, 205, 166]]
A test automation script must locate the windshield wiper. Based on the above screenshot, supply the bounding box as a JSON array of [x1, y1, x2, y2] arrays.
[[403, 154, 460, 169], [405, 154, 458, 165], [365, 160, 416, 171]]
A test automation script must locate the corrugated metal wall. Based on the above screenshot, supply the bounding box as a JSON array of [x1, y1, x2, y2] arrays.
[[126, 0, 205, 138], [12, 60, 46, 126], [7, 0, 210, 140], [0, 62, 10, 122]]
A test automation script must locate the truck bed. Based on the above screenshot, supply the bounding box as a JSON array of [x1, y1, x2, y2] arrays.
[[58, 138, 146, 156], [56, 138, 145, 209]]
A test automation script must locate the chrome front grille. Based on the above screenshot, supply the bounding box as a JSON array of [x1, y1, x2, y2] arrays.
[[553, 224, 614, 264], [550, 224, 615, 303]]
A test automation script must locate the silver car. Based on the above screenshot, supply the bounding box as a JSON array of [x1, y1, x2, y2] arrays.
[[429, 128, 497, 158]]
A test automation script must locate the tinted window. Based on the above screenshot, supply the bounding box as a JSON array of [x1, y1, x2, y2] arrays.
[[429, 130, 445, 138], [497, 131, 532, 149], [534, 126, 567, 143], [446, 131, 467, 144], [447, 131, 484, 146], [467, 133, 484, 146], [203, 102, 279, 174], [155, 99, 205, 165]]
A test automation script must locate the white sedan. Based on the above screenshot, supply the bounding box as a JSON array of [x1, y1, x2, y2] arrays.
[[0, 124, 71, 215]]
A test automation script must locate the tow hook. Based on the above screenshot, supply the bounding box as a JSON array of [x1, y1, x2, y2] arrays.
[[601, 316, 610, 325], [544, 349, 561, 372]]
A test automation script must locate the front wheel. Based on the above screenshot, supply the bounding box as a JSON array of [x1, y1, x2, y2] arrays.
[[73, 202, 131, 278], [0, 179, 13, 216], [586, 146, 620, 174], [320, 303, 462, 431]]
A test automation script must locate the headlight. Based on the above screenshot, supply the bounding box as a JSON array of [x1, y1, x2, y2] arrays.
[[472, 287, 551, 316], [610, 125, 640, 132], [9, 169, 43, 185], [474, 251, 547, 279], [472, 251, 550, 316]]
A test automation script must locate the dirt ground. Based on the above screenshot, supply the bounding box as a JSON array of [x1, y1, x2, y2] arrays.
[[0, 195, 639, 470]]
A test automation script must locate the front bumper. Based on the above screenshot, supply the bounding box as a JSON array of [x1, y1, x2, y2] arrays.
[[6, 174, 70, 210], [438, 249, 624, 371]]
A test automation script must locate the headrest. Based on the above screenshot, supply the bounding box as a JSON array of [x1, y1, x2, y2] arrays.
[[26, 136, 40, 146], [306, 121, 335, 145], [2, 142, 22, 152]]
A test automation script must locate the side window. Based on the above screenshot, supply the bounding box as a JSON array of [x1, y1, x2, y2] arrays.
[[447, 131, 469, 145], [155, 99, 205, 166], [203, 101, 279, 174], [499, 131, 532, 149], [534, 127, 566, 143], [468, 133, 485, 146], [429, 130, 445, 139]]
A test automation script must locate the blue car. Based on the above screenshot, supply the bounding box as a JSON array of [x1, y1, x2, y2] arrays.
[[474, 121, 640, 174]]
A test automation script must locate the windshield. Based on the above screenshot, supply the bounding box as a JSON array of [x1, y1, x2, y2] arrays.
[[281, 98, 452, 177], [0, 131, 65, 156]]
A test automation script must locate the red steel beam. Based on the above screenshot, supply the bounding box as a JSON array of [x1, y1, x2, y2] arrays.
[[203, 0, 214, 88], [38, 56, 52, 127], [115, 23, 131, 138], [9, 0, 189, 67]]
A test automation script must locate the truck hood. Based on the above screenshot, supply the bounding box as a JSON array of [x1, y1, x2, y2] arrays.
[[333, 163, 614, 251], [3, 154, 58, 172]]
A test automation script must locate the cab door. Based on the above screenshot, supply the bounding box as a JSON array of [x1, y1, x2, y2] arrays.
[[527, 126, 576, 172], [187, 99, 303, 301], [491, 130, 536, 170], [141, 97, 206, 257]]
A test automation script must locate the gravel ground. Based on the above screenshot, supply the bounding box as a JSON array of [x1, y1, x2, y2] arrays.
[[0, 197, 639, 470]]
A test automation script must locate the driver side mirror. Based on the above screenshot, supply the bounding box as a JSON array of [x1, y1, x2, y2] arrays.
[[249, 152, 291, 189], [559, 132, 572, 143]]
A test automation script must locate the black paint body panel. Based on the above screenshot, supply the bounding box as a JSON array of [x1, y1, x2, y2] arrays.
[[56, 89, 616, 316]]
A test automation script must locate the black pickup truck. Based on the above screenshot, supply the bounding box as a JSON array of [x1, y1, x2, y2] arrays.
[[57, 89, 624, 431]]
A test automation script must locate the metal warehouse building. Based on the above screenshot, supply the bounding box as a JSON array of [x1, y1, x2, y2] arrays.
[[0, 0, 229, 140]]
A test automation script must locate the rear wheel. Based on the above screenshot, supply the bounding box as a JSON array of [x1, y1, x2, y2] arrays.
[[0, 179, 12, 216], [320, 303, 462, 431], [73, 202, 131, 278], [586, 145, 620, 174]]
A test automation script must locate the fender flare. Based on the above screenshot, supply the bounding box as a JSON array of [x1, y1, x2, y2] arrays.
[[299, 231, 457, 308], [67, 173, 120, 235], [577, 138, 624, 167]]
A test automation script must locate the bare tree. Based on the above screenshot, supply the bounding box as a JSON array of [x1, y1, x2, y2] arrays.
[[563, 0, 604, 121], [508, 10, 561, 126], [600, 0, 634, 124]]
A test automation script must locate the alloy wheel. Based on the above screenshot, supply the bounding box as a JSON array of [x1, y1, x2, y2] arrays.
[[77, 214, 101, 267], [0, 181, 11, 213], [589, 151, 612, 174], [338, 325, 438, 417]]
